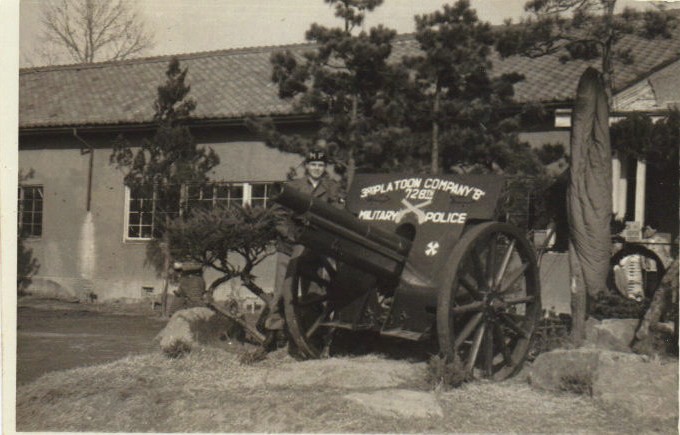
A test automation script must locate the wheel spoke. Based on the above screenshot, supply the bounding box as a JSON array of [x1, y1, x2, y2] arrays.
[[460, 275, 483, 300], [465, 322, 486, 372], [319, 258, 337, 275], [471, 246, 487, 290], [494, 239, 516, 290], [503, 311, 527, 322], [483, 322, 494, 376], [305, 305, 330, 339], [437, 223, 541, 381], [498, 263, 529, 294], [451, 300, 485, 315], [493, 323, 513, 366], [454, 312, 484, 348], [499, 313, 530, 339], [503, 295, 535, 306], [486, 234, 498, 288], [297, 293, 328, 307]]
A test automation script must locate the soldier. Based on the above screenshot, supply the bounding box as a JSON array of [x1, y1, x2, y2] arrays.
[[264, 145, 344, 343]]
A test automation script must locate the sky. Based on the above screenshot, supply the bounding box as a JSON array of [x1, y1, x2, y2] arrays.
[[18, 0, 678, 67]]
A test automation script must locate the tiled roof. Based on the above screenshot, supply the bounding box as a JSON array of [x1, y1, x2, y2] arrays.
[[19, 30, 680, 129], [648, 57, 680, 106]]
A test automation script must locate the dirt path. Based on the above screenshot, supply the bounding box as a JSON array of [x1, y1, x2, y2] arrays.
[[17, 303, 166, 385]]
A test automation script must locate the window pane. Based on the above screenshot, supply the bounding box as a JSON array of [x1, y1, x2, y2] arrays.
[[252, 199, 265, 208], [215, 184, 230, 199], [252, 184, 266, 197], [140, 225, 152, 238], [140, 199, 153, 212], [20, 199, 31, 211], [129, 199, 140, 212], [129, 226, 139, 238], [141, 212, 153, 226], [231, 185, 243, 199], [187, 184, 201, 199], [129, 212, 140, 225]]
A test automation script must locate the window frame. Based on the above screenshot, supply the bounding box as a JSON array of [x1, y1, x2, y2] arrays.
[[124, 185, 154, 242], [18, 184, 44, 239], [123, 181, 277, 242]]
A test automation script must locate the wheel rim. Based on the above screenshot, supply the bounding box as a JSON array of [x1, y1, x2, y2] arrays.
[[437, 222, 541, 381], [282, 255, 336, 359]]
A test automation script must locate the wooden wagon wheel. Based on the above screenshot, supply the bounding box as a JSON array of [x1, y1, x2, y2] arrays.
[[282, 254, 337, 359], [437, 222, 541, 381]]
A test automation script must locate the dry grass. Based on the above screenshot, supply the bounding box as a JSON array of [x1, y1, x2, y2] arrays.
[[15, 345, 675, 433]]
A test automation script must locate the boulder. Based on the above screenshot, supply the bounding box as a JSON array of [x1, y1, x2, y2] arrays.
[[585, 318, 639, 352], [344, 389, 443, 419], [156, 307, 241, 355], [529, 348, 678, 421], [594, 354, 678, 421]]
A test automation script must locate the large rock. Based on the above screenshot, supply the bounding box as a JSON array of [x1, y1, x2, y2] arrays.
[[156, 307, 240, 354], [344, 389, 443, 419], [585, 318, 639, 352], [594, 354, 678, 420], [529, 348, 678, 421]]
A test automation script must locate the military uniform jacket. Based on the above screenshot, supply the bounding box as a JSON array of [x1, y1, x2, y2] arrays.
[[286, 174, 344, 205], [275, 175, 344, 253]]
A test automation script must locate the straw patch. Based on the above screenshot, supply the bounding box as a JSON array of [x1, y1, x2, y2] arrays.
[[16, 347, 675, 433]]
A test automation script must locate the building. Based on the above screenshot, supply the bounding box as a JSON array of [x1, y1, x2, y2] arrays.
[[18, 31, 680, 303]]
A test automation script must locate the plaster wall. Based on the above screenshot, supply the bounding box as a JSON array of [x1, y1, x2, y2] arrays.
[[19, 127, 304, 301]]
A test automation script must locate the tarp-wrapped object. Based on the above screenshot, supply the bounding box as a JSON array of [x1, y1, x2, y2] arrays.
[[568, 67, 612, 297]]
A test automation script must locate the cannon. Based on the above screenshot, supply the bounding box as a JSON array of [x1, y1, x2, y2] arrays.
[[273, 173, 541, 381]]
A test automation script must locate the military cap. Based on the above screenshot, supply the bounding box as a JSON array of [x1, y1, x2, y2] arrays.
[[305, 149, 328, 163]]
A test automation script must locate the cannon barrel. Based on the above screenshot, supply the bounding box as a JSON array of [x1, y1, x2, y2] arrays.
[[272, 183, 411, 279]]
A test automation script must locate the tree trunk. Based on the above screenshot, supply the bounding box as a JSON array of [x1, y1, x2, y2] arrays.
[[160, 238, 171, 317], [242, 276, 269, 304], [633, 259, 679, 355], [207, 301, 267, 344], [431, 85, 440, 175], [601, 0, 615, 104], [347, 95, 358, 188], [569, 242, 587, 346], [160, 215, 172, 317]]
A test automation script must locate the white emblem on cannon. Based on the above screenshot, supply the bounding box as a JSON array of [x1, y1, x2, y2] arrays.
[[395, 198, 432, 224], [425, 241, 440, 256]]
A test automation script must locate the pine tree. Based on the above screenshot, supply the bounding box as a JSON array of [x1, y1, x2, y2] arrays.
[[254, 0, 411, 185], [403, 0, 534, 175], [495, 0, 677, 100], [110, 58, 219, 314]]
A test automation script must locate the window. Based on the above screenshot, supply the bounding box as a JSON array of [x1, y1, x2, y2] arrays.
[[125, 182, 274, 241], [126, 185, 180, 240], [187, 183, 244, 210], [250, 183, 271, 208], [18, 185, 43, 238]]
